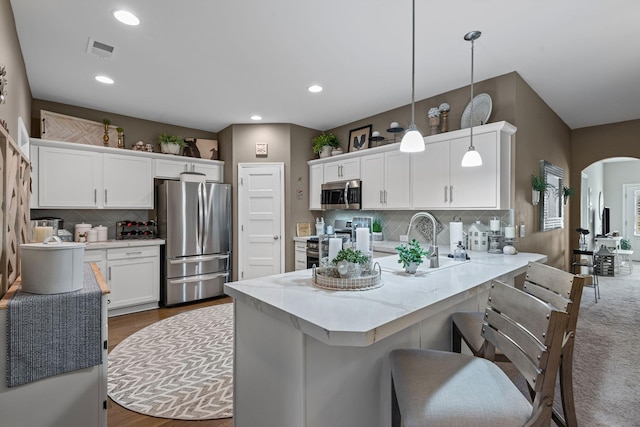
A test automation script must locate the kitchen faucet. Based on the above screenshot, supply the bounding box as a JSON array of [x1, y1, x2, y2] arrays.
[[406, 212, 439, 268]]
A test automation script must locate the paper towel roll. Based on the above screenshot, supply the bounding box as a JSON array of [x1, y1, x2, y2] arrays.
[[449, 222, 464, 253], [328, 238, 342, 262], [355, 228, 370, 253]]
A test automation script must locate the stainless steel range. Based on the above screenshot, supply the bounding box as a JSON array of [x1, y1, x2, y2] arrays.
[[306, 234, 350, 268]]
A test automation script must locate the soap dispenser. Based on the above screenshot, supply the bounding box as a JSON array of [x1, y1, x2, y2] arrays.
[[454, 241, 467, 261]]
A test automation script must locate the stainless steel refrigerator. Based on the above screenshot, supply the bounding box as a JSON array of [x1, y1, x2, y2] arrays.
[[157, 179, 231, 306]]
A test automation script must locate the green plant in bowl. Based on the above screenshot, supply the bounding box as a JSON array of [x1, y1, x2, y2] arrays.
[[332, 248, 369, 265], [372, 219, 382, 233], [395, 239, 429, 270], [312, 132, 340, 154]]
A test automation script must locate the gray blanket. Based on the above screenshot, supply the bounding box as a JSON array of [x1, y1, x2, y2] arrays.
[[6, 264, 102, 387]]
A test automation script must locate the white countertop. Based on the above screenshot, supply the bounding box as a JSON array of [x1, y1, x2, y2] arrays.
[[83, 238, 165, 249], [224, 251, 547, 347]]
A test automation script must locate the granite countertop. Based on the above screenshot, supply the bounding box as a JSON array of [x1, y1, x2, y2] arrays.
[[83, 238, 165, 249], [224, 251, 547, 347]]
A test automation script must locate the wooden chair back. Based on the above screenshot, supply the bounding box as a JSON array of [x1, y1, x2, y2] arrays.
[[480, 280, 568, 420]]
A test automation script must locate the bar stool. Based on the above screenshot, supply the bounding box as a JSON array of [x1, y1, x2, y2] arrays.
[[571, 248, 599, 302]]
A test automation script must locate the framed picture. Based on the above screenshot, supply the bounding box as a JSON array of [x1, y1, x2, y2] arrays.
[[184, 138, 219, 160], [348, 125, 372, 152]]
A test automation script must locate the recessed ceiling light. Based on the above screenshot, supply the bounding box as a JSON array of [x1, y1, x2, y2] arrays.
[[251, 115, 263, 121], [113, 10, 140, 26], [95, 75, 114, 84], [308, 85, 323, 93]]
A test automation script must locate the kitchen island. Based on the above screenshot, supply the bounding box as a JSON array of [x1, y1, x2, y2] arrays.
[[224, 251, 547, 427]]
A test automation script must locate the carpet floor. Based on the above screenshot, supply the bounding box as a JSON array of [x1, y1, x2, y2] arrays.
[[108, 303, 233, 420]]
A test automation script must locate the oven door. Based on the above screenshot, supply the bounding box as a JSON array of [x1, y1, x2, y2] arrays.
[[306, 248, 319, 269]]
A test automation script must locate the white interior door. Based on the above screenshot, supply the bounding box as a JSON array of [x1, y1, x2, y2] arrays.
[[238, 163, 285, 280], [623, 184, 640, 261]]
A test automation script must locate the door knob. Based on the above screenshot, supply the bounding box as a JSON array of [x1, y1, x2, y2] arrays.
[[274, 236, 279, 240]]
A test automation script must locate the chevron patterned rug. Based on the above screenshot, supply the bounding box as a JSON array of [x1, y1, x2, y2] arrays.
[[108, 303, 233, 420]]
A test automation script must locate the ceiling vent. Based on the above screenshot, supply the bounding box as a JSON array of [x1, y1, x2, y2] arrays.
[[86, 38, 116, 59]]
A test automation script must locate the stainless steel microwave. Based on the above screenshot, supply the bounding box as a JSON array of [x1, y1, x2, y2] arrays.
[[321, 180, 361, 210]]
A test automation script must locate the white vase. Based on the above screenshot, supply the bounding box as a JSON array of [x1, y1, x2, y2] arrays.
[[404, 262, 419, 274], [319, 145, 333, 158], [161, 142, 181, 155], [532, 189, 540, 205]]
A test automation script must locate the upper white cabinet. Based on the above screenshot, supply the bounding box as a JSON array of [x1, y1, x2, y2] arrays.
[[36, 145, 103, 208], [31, 138, 224, 209], [154, 157, 223, 182], [309, 121, 516, 211], [412, 121, 515, 210], [361, 150, 411, 209], [103, 153, 153, 208], [323, 157, 360, 183], [34, 143, 153, 209], [309, 163, 323, 210]]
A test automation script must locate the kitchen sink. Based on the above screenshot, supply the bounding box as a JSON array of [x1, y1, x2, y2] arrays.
[[374, 254, 465, 274]]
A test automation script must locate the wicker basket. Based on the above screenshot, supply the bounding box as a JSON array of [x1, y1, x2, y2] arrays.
[[312, 263, 382, 291]]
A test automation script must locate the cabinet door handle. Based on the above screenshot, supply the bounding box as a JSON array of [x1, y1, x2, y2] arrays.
[[380, 190, 383, 204], [125, 251, 143, 256], [104, 189, 108, 204], [95, 189, 97, 204], [444, 186, 448, 203], [108, 266, 111, 281], [450, 186, 453, 204], [384, 190, 387, 204]]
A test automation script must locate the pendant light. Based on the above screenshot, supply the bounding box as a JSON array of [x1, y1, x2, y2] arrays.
[[461, 30, 483, 167], [399, 0, 424, 153]]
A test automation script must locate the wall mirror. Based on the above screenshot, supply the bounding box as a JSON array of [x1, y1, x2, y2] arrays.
[[540, 160, 564, 231]]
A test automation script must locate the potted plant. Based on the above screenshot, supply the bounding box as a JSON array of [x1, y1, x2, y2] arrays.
[[563, 186, 576, 205], [372, 219, 383, 241], [157, 133, 185, 155], [531, 174, 547, 205], [102, 118, 111, 146], [395, 239, 429, 274], [332, 247, 369, 278], [312, 132, 340, 158]]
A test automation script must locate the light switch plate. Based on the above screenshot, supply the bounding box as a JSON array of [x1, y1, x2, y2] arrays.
[[399, 234, 408, 242]]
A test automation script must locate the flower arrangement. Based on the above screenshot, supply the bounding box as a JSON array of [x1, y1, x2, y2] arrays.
[[427, 107, 441, 118], [331, 247, 369, 265], [438, 102, 450, 112]]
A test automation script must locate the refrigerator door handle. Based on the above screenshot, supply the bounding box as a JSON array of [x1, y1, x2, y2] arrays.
[[168, 254, 229, 264], [197, 182, 205, 253], [168, 272, 229, 285]]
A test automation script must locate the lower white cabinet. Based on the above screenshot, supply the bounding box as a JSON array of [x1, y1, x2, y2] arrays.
[[294, 241, 307, 271], [85, 244, 160, 317], [154, 157, 224, 182]]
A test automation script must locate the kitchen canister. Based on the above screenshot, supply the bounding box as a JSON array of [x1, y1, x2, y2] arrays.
[[20, 236, 85, 294], [87, 229, 98, 243], [94, 225, 108, 242], [74, 223, 92, 242]]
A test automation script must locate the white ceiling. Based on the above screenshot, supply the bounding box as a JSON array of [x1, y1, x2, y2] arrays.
[[10, 0, 640, 133]]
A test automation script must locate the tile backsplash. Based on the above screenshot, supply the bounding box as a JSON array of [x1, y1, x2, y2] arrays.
[[31, 209, 152, 240], [319, 209, 514, 251]]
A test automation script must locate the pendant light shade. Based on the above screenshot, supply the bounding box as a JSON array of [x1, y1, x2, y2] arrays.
[[461, 30, 482, 167], [400, 0, 424, 153]]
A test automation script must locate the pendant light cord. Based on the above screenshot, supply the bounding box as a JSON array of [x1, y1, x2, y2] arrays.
[[410, 0, 416, 127], [469, 37, 475, 149]]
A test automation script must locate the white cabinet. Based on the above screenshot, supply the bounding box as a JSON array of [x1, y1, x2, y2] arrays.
[[107, 245, 160, 316], [361, 150, 412, 209], [309, 164, 323, 210], [412, 121, 515, 210], [294, 241, 307, 271], [103, 153, 153, 208], [154, 157, 223, 182], [33, 142, 153, 209], [323, 157, 360, 182], [37, 146, 103, 208], [85, 244, 160, 317]]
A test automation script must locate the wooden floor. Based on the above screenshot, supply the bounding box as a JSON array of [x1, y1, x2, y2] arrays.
[[107, 297, 234, 427]]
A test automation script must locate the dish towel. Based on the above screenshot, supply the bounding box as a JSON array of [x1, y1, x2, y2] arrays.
[[6, 264, 102, 387]]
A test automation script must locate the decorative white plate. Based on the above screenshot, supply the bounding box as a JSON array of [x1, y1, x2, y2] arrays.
[[460, 93, 492, 128]]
